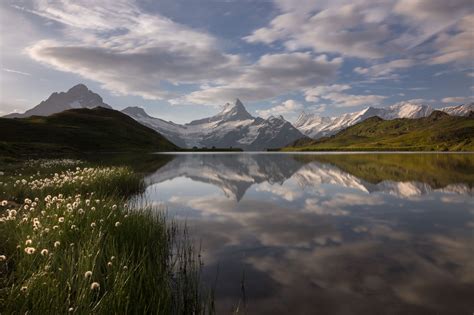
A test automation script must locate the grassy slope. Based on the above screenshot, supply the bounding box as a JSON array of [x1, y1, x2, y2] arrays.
[[284, 111, 474, 151], [0, 107, 179, 155]]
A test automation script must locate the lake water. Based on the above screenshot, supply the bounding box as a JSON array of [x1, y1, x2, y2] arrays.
[[140, 153, 474, 314]]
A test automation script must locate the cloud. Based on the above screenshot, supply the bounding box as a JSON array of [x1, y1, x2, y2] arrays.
[[256, 100, 303, 119], [354, 59, 415, 79], [244, 3, 393, 59], [181, 53, 342, 105], [244, 0, 473, 66], [24, 0, 243, 100], [2, 68, 32, 76], [304, 84, 386, 107], [442, 96, 472, 103]]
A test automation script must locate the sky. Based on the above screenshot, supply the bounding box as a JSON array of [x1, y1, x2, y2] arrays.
[[0, 0, 473, 123]]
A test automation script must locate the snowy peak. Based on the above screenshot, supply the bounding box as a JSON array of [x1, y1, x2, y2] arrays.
[[122, 106, 151, 119], [440, 103, 474, 116], [217, 98, 253, 121], [4, 83, 111, 118], [295, 102, 470, 139]]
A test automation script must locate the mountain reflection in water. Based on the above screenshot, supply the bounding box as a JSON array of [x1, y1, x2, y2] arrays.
[[140, 153, 474, 314]]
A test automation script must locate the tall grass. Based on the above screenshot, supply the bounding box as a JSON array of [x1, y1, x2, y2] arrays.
[[0, 160, 211, 314]]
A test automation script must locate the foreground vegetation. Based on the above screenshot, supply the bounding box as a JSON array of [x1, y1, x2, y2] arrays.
[[284, 111, 474, 152], [0, 107, 178, 156], [0, 159, 210, 314]]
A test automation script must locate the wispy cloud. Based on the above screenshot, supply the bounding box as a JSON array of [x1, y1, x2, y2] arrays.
[[2, 68, 32, 76]]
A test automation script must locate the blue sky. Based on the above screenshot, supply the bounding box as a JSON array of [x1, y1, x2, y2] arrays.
[[0, 0, 473, 123]]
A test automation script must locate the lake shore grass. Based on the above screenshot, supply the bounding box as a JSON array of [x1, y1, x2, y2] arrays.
[[0, 159, 212, 314]]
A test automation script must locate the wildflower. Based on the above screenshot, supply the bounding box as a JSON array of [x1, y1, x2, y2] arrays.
[[71, 225, 77, 230], [21, 286, 28, 293], [111, 256, 115, 261], [25, 239, 32, 245], [90, 222, 96, 228], [123, 265, 128, 270], [91, 207, 96, 211], [58, 217, 65, 223], [112, 204, 117, 210], [24, 198, 32, 204], [68, 307, 74, 312], [53, 225, 59, 230], [24, 247, 36, 254], [115, 221, 121, 228], [107, 261, 113, 267], [0, 255, 6, 261], [84, 271, 92, 279], [90, 282, 100, 290], [41, 249, 49, 256], [54, 241, 61, 248], [1, 200, 7, 206]]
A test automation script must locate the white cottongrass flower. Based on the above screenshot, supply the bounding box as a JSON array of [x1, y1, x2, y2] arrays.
[[58, 217, 65, 223], [25, 239, 32, 245], [115, 221, 121, 227], [21, 286, 28, 293], [41, 249, 49, 256], [90, 222, 96, 228], [0, 255, 6, 261], [54, 241, 61, 248], [84, 271, 93, 279], [24, 247, 36, 254], [68, 307, 74, 312], [1, 200, 7, 206], [107, 261, 113, 267], [90, 282, 100, 290], [112, 205, 117, 210]]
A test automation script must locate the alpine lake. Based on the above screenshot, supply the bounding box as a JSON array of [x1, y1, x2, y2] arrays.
[[132, 152, 474, 314]]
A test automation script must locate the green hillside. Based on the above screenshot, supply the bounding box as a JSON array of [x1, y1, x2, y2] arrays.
[[284, 111, 474, 151], [0, 107, 179, 156]]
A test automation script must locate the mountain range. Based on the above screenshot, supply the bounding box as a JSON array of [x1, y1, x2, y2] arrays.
[[295, 102, 474, 139], [286, 111, 474, 151], [3, 84, 473, 150]]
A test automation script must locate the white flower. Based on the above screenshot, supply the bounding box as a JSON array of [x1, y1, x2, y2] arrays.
[[1, 200, 7, 206], [112, 205, 117, 210], [54, 241, 61, 248], [0, 255, 6, 261], [40, 249, 49, 256], [114, 221, 121, 227], [25, 239, 32, 245], [58, 217, 65, 223], [84, 271, 92, 279], [90, 282, 100, 290], [20, 286, 28, 293], [24, 247, 36, 254], [107, 261, 113, 267]]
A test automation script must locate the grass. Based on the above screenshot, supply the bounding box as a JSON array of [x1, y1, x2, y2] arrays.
[[284, 111, 474, 152], [0, 107, 179, 157], [0, 159, 211, 314]]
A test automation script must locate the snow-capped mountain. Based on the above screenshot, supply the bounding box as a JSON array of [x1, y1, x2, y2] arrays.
[[121, 106, 187, 147], [123, 99, 305, 150], [4, 84, 111, 118], [295, 102, 473, 139], [440, 103, 474, 116]]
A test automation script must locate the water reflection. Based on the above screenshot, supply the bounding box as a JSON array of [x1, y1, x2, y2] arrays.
[[141, 153, 474, 314]]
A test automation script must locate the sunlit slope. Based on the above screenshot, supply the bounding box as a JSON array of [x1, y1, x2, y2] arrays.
[[0, 107, 179, 155], [284, 111, 474, 151]]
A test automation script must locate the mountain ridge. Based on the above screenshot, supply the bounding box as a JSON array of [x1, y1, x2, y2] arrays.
[[295, 102, 473, 139], [284, 110, 474, 151]]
